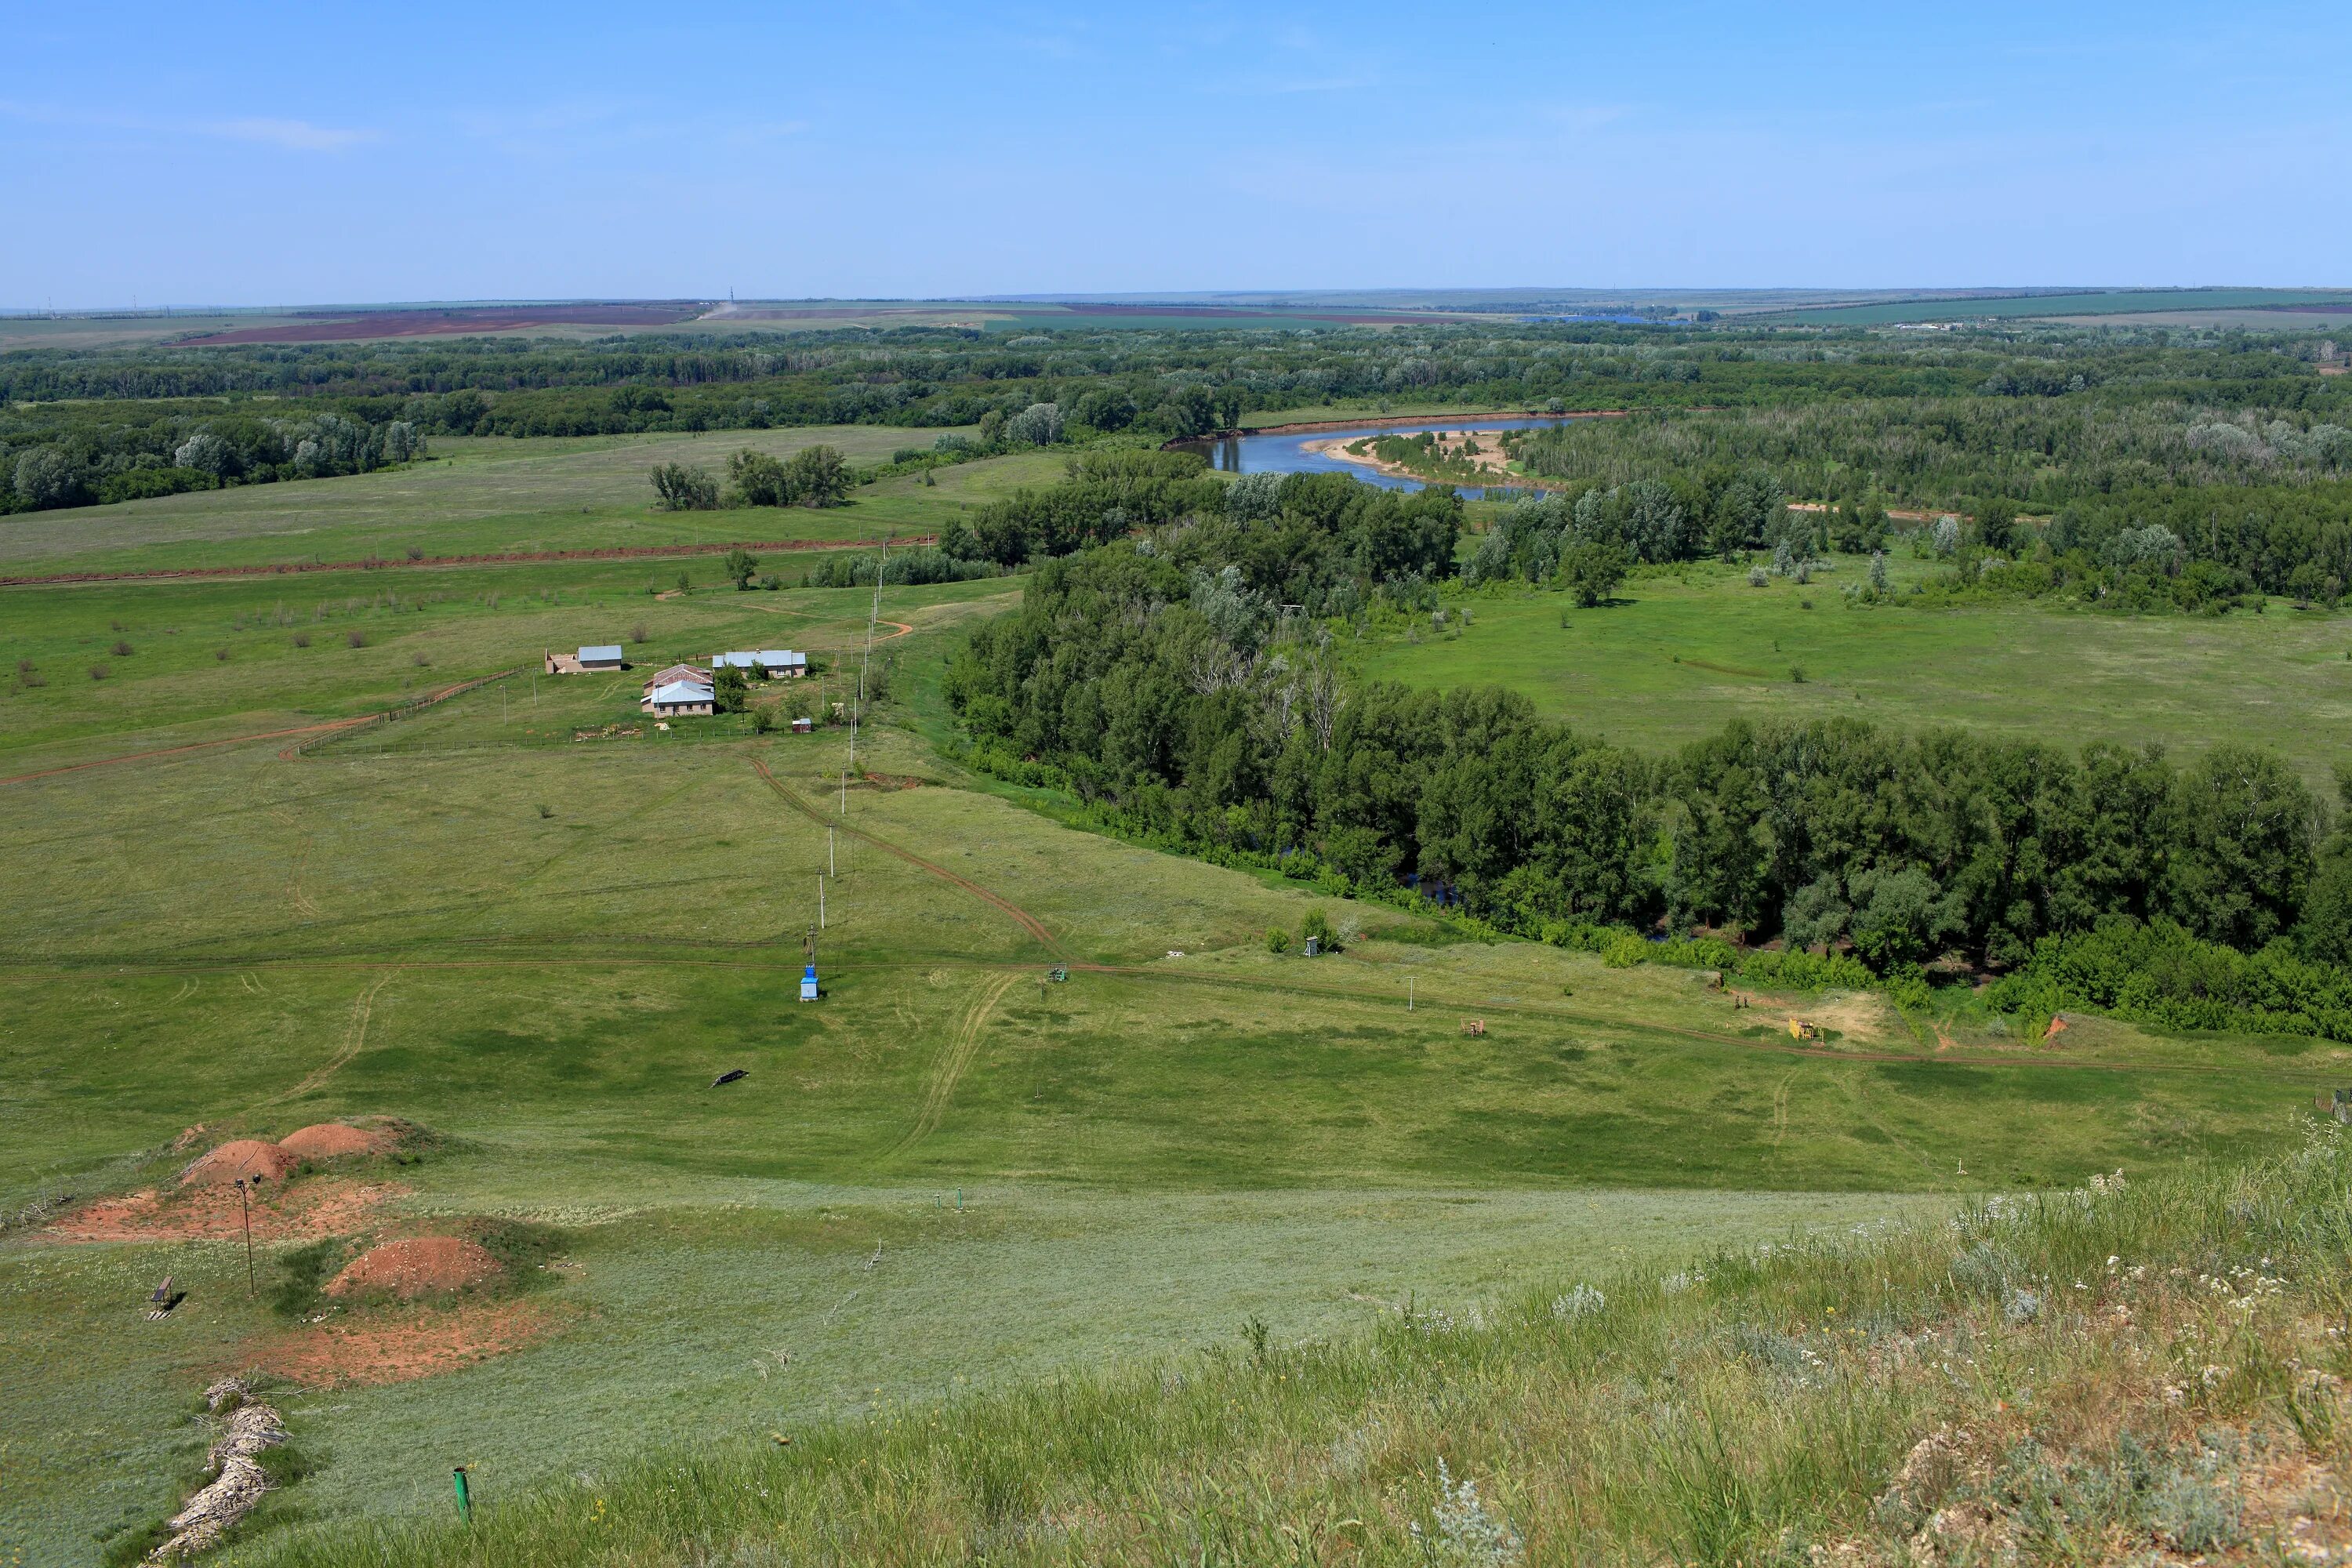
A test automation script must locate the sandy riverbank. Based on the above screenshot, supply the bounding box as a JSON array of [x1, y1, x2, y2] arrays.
[[1305, 428, 1572, 489]]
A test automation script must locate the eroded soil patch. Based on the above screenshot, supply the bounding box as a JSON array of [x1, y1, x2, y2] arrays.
[[245, 1300, 563, 1387], [45, 1178, 405, 1243]]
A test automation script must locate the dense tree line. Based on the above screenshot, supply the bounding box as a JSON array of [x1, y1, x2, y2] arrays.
[[946, 505, 2334, 977], [5, 321, 2346, 541], [0, 407, 423, 514]]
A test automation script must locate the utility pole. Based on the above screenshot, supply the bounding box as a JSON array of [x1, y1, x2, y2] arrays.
[[236, 1178, 258, 1294], [818, 875, 825, 930], [829, 828, 836, 877], [844, 551, 887, 813]]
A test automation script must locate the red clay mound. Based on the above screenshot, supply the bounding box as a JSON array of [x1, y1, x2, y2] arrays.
[[278, 1122, 389, 1159], [180, 1139, 298, 1188], [327, 1236, 499, 1300]]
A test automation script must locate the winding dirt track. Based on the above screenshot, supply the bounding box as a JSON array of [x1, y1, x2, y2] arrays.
[[0, 534, 939, 588]]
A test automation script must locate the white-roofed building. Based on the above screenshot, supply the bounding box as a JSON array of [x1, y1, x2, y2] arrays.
[[643, 681, 715, 717]]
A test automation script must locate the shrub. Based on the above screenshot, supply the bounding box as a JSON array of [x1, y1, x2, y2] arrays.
[[292, 632, 310, 648], [346, 630, 368, 648], [88, 663, 108, 681], [650, 462, 719, 511], [110, 639, 133, 657], [1265, 927, 1291, 953]]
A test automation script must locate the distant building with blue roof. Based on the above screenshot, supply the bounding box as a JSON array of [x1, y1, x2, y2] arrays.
[[712, 649, 808, 678]]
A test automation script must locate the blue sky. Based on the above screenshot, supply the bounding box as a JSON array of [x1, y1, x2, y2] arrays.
[[5, 1, 2347, 307]]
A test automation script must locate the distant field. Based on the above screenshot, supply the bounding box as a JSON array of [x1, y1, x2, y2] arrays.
[[0, 312, 310, 350], [1365, 556, 2352, 786], [1768, 287, 2352, 326], [0, 425, 979, 577]]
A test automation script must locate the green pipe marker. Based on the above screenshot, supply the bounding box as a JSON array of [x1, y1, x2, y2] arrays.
[[453, 1466, 472, 1523]]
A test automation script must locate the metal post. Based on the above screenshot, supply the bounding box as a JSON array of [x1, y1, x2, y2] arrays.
[[238, 1179, 255, 1294], [829, 829, 836, 878], [453, 1466, 472, 1523], [845, 551, 886, 808], [1408, 978, 1414, 1012]]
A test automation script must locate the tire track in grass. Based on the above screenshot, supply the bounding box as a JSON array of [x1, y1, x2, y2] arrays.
[[751, 757, 1065, 959], [250, 968, 396, 1112], [887, 970, 1021, 1159], [0, 667, 521, 787]]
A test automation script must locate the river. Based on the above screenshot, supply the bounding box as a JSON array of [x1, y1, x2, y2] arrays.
[[1177, 415, 1602, 499]]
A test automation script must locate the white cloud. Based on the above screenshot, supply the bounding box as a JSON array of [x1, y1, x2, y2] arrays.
[[205, 117, 379, 152]]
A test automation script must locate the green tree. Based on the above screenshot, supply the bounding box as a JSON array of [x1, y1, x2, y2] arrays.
[[727, 449, 794, 506], [784, 445, 850, 508], [1558, 539, 1629, 607], [724, 549, 758, 590], [650, 463, 718, 511], [713, 667, 749, 713]]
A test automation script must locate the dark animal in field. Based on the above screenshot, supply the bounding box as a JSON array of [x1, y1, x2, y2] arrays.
[[710, 1069, 749, 1087]]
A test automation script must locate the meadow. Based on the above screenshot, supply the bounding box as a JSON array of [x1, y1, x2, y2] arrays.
[[0, 424, 984, 579], [3, 437, 2346, 1565], [1367, 554, 2352, 787]]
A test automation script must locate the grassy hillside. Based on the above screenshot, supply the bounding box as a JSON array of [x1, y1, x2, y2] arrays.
[[230, 1123, 2352, 1566], [2, 451, 2344, 1563]]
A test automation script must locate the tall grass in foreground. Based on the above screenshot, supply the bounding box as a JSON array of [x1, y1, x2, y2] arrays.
[[237, 1127, 2352, 1566]]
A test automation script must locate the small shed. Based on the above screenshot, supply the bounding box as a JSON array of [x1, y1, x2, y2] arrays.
[[643, 680, 714, 717], [578, 644, 625, 672], [790, 716, 815, 734]]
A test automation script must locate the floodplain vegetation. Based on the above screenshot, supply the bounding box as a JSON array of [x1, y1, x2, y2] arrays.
[[2, 312, 2350, 1566]]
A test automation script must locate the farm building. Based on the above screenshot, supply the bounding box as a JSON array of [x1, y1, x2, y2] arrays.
[[640, 663, 713, 699], [642, 681, 715, 718], [711, 650, 808, 679], [578, 644, 626, 672]]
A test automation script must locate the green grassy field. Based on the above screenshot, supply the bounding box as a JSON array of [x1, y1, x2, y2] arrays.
[[1361, 556, 2352, 786], [0, 425, 977, 578], [3, 448, 2345, 1564]]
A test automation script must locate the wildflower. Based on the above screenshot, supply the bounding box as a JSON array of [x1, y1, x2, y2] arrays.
[[1549, 1284, 1605, 1322], [1410, 1457, 1523, 1566]]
